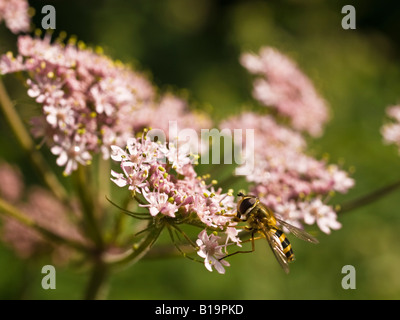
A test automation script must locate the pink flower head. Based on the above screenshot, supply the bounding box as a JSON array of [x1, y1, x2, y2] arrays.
[[1, 186, 88, 263], [0, 0, 30, 34], [382, 105, 400, 154], [0, 161, 24, 203], [241, 47, 329, 137], [111, 132, 238, 226], [0, 35, 212, 175], [0, 35, 157, 175], [301, 198, 341, 234], [221, 111, 354, 233]]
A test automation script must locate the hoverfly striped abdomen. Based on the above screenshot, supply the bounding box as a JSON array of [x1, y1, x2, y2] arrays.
[[270, 227, 295, 262], [225, 193, 317, 273]]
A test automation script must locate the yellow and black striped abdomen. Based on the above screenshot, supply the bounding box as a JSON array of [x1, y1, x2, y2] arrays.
[[271, 227, 295, 262]]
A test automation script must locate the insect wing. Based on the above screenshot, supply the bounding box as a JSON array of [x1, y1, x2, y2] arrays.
[[276, 218, 319, 244], [261, 227, 290, 274]]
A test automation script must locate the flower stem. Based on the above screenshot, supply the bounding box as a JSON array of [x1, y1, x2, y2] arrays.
[[338, 178, 400, 214], [105, 222, 164, 270], [72, 165, 104, 248], [0, 77, 69, 203], [84, 257, 109, 300], [97, 157, 110, 211], [0, 197, 88, 253]]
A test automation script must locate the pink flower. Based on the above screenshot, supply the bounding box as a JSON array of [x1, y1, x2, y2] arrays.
[[196, 229, 230, 274], [0, 162, 24, 203], [0, 35, 155, 175], [275, 201, 303, 229], [1, 35, 212, 175], [387, 105, 400, 122], [0, 0, 30, 34], [110, 132, 241, 273], [224, 227, 242, 248], [301, 198, 341, 234], [130, 94, 212, 141], [140, 189, 178, 217], [221, 111, 354, 233], [0, 172, 88, 263], [51, 135, 92, 176], [165, 142, 194, 174], [240, 47, 329, 137], [0, 51, 24, 73], [329, 165, 355, 193], [43, 101, 75, 130], [111, 132, 238, 237], [110, 169, 129, 188], [382, 105, 400, 154]]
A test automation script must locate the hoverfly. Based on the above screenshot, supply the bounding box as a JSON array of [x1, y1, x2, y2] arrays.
[[226, 193, 318, 274]]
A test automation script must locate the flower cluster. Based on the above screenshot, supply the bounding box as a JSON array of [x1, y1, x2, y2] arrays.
[[240, 47, 329, 137], [110, 132, 241, 273], [130, 93, 212, 141], [221, 112, 354, 234], [0, 31, 357, 275], [0, 0, 30, 34], [218, 47, 355, 235], [0, 35, 210, 175], [381, 105, 400, 154]]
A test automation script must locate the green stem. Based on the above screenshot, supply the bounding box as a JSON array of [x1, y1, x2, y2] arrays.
[[108, 196, 149, 244], [338, 179, 400, 214], [0, 77, 68, 203], [97, 157, 110, 211], [0, 197, 88, 253], [105, 222, 163, 270], [143, 243, 195, 260], [83, 258, 109, 300], [72, 165, 104, 248]]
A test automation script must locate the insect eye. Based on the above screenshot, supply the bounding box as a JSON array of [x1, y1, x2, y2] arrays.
[[238, 197, 256, 214]]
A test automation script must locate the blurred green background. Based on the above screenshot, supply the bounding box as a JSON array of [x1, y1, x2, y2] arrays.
[[1, 0, 400, 299]]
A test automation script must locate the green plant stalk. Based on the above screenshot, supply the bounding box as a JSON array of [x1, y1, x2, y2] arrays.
[[73, 165, 104, 249], [0, 197, 88, 253], [338, 178, 400, 214], [84, 257, 109, 300], [105, 222, 164, 270], [109, 195, 132, 244], [0, 77, 69, 204], [97, 157, 110, 214]]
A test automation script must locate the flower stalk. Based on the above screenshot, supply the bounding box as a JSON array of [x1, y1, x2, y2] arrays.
[[84, 257, 109, 300], [72, 165, 104, 249], [338, 178, 400, 214], [0, 77, 68, 203], [0, 197, 88, 253], [105, 222, 164, 269]]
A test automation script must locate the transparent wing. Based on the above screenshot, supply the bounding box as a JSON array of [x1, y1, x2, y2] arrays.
[[260, 227, 290, 274], [276, 218, 319, 244]]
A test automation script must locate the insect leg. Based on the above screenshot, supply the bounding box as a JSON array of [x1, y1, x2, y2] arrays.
[[218, 230, 257, 261]]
